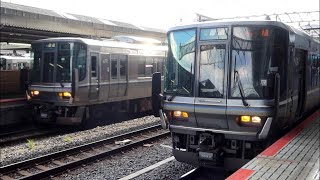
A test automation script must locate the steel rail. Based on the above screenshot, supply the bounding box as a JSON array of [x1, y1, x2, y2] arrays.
[[0, 124, 169, 179], [0, 128, 64, 146]]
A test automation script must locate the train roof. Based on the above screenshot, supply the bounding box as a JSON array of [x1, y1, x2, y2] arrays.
[[168, 20, 319, 43], [0, 55, 32, 60], [32, 37, 167, 51], [168, 20, 292, 31]]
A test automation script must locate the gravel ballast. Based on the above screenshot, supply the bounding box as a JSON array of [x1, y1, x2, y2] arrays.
[[134, 159, 195, 180], [60, 137, 196, 180], [0, 115, 160, 167]]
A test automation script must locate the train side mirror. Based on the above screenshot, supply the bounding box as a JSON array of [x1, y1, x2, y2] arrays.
[[152, 72, 162, 117], [72, 68, 79, 98]]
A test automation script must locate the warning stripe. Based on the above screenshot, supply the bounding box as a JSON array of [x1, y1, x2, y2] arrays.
[[226, 168, 255, 180], [0, 97, 26, 103], [260, 110, 320, 156]]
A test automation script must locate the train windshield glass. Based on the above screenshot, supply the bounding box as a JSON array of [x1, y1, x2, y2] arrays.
[[230, 26, 287, 99], [56, 43, 71, 83], [165, 29, 196, 96], [31, 42, 87, 83], [31, 43, 42, 82]]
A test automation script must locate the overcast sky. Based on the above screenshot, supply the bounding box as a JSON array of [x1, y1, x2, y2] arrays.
[[2, 0, 319, 30]]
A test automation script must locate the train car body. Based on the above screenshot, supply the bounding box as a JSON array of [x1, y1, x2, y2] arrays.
[[152, 20, 320, 170], [0, 55, 32, 70], [27, 36, 166, 128]]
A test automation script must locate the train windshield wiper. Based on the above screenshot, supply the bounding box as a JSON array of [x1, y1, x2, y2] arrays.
[[167, 87, 189, 101], [234, 70, 249, 107], [56, 65, 64, 88]]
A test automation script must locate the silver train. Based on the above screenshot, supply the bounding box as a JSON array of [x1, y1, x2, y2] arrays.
[[27, 36, 166, 128], [0, 55, 32, 70], [152, 20, 320, 170]]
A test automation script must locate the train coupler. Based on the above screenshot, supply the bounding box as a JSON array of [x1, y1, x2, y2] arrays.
[[197, 133, 225, 165]]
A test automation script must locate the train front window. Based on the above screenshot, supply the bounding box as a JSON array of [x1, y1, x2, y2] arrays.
[[31, 43, 41, 82], [230, 26, 288, 99], [165, 29, 196, 96], [43, 52, 55, 83], [199, 44, 225, 98], [56, 43, 71, 83], [31, 42, 87, 83]]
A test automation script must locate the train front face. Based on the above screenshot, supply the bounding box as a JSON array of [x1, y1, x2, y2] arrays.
[[161, 22, 289, 169], [28, 39, 87, 125]]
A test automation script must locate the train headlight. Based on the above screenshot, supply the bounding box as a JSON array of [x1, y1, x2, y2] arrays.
[[240, 116, 251, 122], [59, 92, 71, 99], [172, 111, 189, 120], [251, 116, 261, 123], [239, 115, 262, 126], [31, 90, 40, 96]]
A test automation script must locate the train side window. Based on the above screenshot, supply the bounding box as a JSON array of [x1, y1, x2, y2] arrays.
[[111, 59, 117, 80], [0, 58, 5, 70], [73, 43, 87, 81], [155, 58, 164, 74], [311, 54, 320, 87], [91, 56, 97, 78], [119, 59, 127, 79], [100, 54, 110, 81], [138, 56, 146, 77], [145, 57, 153, 77]]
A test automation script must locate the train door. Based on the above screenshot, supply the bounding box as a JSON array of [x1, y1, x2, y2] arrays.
[[109, 54, 119, 97], [42, 51, 55, 83], [194, 42, 229, 130], [294, 49, 307, 118], [100, 54, 110, 100], [89, 53, 99, 100], [118, 54, 128, 97], [109, 54, 128, 97]]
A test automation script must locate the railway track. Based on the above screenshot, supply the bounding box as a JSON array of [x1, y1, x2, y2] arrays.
[[0, 124, 170, 180], [0, 127, 66, 146]]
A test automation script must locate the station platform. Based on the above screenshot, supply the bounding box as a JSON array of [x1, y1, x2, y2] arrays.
[[0, 97, 32, 126], [227, 110, 320, 180], [0, 97, 26, 106]]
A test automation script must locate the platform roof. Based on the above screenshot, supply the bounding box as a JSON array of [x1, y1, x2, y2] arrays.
[[0, 2, 166, 44]]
